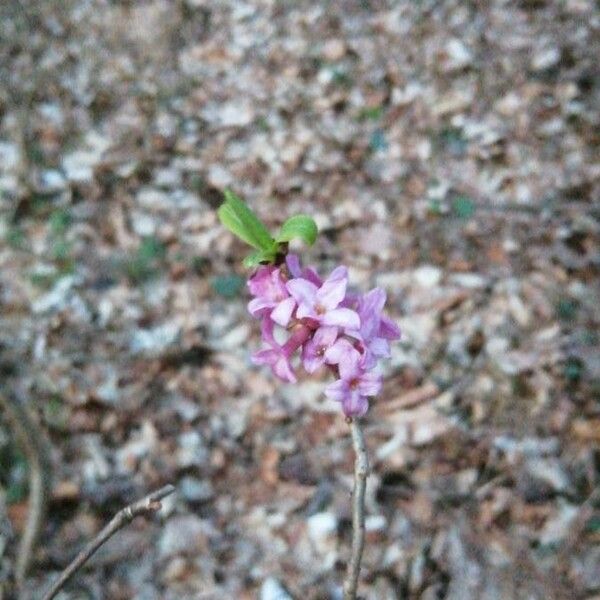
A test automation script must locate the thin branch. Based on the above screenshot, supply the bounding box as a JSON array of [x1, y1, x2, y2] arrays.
[[0, 391, 52, 588], [343, 419, 369, 600], [41, 484, 176, 600]]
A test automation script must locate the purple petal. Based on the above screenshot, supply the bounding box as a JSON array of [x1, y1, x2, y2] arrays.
[[247, 266, 274, 296], [272, 356, 297, 383], [359, 349, 377, 371], [379, 315, 401, 340], [340, 291, 359, 310], [260, 317, 278, 347], [286, 254, 302, 278], [302, 351, 325, 373], [324, 379, 348, 402], [321, 308, 360, 329], [252, 348, 278, 367], [248, 297, 274, 317], [287, 278, 318, 308], [316, 266, 348, 310], [313, 326, 338, 348], [252, 349, 296, 383], [368, 337, 390, 358], [362, 287, 387, 314], [296, 303, 316, 320], [358, 371, 382, 397], [271, 297, 296, 327], [303, 267, 323, 287], [248, 266, 288, 302], [342, 391, 369, 417], [358, 288, 386, 339], [325, 339, 361, 379]]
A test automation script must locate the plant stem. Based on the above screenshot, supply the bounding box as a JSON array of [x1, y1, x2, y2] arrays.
[[343, 419, 369, 600]]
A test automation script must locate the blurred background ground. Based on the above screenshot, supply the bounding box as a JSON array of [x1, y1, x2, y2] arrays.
[[0, 1, 599, 599]]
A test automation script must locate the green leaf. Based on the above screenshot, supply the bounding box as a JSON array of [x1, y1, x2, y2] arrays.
[[218, 190, 276, 252], [276, 215, 318, 247], [243, 248, 278, 268]]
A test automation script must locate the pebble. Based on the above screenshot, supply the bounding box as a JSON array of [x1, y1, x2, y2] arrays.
[[413, 265, 442, 288], [307, 512, 337, 555], [531, 46, 561, 71], [449, 273, 488, 289], [31, 275, 77, 314], [179, 476, 215, 503], [494, 436, 560, 460], [176, 430, 209, 469], [202, 101, 255, 127], [523, 457, 570, 494], [38, 169, 67, 193], [539, 503, 579, 545], [136, 187, 171, 210], [210, 323, 250, 351], [159, 515, 210, 558], [130, 322, 181, 356], [443, 38, 473, 71], [260, 577, 293, 600], [321, 39, 346, 61], [114, 421, 158, 474]]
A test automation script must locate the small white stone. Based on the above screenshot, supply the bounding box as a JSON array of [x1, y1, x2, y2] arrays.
[[365, 515, 387, 533], [413, 265, 442, 288], [130, 322, 181, 355], [307, 512, 337, 551], [39, 169, 67, 193], [177, 430, 208, 468], [444, 38, 473, 71], [531, 46, 560, 72], [207, 164, 233, 188], [539, 503, 578, 545], [260, 577, 293, 600]]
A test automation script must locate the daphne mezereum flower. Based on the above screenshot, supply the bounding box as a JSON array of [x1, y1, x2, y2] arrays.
[[286, 254, 323, 287], [247, 265, 296, 327], [286, 266, 360, 329], [301, 325, 339, 373], [352, 288, 401, 369], [324, 339, 383, 417], [247, 256, 399, 418], [252, 318, 312, 383]]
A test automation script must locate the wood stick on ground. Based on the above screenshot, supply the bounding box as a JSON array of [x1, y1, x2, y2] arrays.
[[0, 392, 52, 589], [343, 419, 369, 600], [41, 484, 175, 600]]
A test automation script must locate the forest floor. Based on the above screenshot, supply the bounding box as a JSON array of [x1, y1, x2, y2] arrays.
[[0, 1, 599, 599]]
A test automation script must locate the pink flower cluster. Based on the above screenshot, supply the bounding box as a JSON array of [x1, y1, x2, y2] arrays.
[[247, 255, 400, 417]]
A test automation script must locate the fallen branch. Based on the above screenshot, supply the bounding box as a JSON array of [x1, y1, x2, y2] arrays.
[[0, 391, 52, 589], [343, 419, 369, 600], [41, 484, 175, 600]]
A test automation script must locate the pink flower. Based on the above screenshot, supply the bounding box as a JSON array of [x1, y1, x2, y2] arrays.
[[252, 347, 297, 383], [323, 338, 382, 416], [324, 350, 382, 417], [349, 288, 401, 369], [301, 326, 338, 373], [323, 338, 361, 376], [286, 254, 323, 287], [252, 319, 312, 383], [247, 265, 296, 327], [247, 258, 399, 418], [286, 266, 360, 329]]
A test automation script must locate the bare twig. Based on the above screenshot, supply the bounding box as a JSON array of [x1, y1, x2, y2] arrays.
[[0, 392, 52, 589], [343, 419, 369, 600], [41, 484, 175, 600]]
